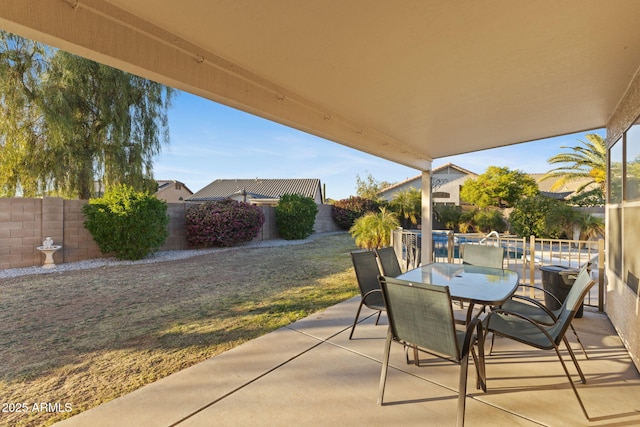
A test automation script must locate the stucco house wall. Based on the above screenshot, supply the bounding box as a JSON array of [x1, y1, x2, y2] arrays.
[[379, 163, 477, 206], [605, 67, 640, 371], [431, 169, 475, 206], [155, 180, 193, 203]]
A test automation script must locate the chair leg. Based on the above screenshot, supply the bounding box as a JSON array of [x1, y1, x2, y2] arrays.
[[457, 354, 469, 427], [570, 323, 589, 359], [554, 339, 590, 420], [563, 336, 587, 384], [374, 310, 382, 325], [472, 324, 486, 392], [489, 332, 496, 356], [377, 327, 393, 405], [349, 299, 365, 340]]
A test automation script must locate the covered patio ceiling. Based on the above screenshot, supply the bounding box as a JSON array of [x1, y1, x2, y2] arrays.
[[1, 1, 640, 170]]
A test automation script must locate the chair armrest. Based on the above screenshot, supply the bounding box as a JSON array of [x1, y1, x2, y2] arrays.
[[486, 308, 555, 346], [464, 317, 486, 392], [515, 284, 563, 306], [509, 295, 558, 320], [362, 289, 383, 303], [462, 318, 484, 362]]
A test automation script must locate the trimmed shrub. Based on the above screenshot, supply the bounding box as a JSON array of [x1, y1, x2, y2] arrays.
[[331, 196, 380, 230], [82, 184, 169, 260], [184, 199, 265, 247], [473, 209, 506, 233], [275, 193, 318, 240], [434, 204, 463, 230], [510, 195, 574, 238]]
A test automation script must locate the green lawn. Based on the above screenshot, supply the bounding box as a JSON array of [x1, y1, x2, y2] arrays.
[[0, 233, 359, 427]]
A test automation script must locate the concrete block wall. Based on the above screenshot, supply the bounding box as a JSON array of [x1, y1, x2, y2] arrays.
[[62, 199, 102, 263], [258, 206, 279, 241], [163, 203, 188, 250], [1, 198, 341, 270], [0, 198, 43, 269], [42, 197, 65, 263], [315, 204, 341, 233]]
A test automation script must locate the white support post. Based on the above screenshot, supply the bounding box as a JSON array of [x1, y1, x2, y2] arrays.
[[421, 168, 432, 265]]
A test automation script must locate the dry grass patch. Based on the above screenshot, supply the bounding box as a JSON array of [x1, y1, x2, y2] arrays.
[[0, 233, 359, 427]]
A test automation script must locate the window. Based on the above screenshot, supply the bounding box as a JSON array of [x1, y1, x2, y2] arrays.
[[608, 115, 640, 291], [626, 122, 640, 201], [609, 138, 623, 204], [432, 191, 450, 199]]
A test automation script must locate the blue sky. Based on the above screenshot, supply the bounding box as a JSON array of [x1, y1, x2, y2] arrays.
[[154, 91, 605, 200]]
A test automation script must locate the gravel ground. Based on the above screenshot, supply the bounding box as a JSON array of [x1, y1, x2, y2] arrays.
[[0, 232, 343, 279]]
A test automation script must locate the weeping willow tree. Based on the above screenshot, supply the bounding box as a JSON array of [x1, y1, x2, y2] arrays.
[[0, 33, 50, 197], [0, 31, 174, 198]]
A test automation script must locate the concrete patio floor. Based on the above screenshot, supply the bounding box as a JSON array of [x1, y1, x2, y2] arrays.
[[55, 297, 640, 427]]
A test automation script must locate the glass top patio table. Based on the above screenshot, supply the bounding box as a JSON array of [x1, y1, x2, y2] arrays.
[[396, 263, 520, 306]]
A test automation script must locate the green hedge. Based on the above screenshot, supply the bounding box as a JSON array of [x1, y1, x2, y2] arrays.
[[275, 194, 318, 240], [82, 184, 169, 260]]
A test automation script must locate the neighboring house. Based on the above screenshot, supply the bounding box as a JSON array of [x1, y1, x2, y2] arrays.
[[378, 163, 478, 206], [92, 180, 193, 202], [155, 180, 193, 203], [187, 178, 324, 206], [380, 165, 597, 205], [529, 174, 597, 201]]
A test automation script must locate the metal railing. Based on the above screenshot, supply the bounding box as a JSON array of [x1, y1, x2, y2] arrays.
[[390, 229, 605, 311]]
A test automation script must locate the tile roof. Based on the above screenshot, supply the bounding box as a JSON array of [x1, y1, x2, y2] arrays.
[[187, 178, 322, 202], [529, 174, 594, 193], [156, 180, 193, 194]]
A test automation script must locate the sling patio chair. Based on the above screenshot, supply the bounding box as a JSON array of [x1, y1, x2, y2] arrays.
[[494, 263, 592, 358], [377, 276, 485, 427], [459, 243, 505, 312], [375, 246, 403, 277], [484, 267, 596, 420], [462, 243, 505, 269], [349, 250, 385, 340]]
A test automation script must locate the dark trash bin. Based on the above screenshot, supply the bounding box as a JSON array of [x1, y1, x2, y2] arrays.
[[539, 265, 583, 318]]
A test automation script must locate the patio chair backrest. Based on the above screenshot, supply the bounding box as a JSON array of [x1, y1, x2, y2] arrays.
[[548, 268, 595, 345], [379, 276, 460, 360], [350, 250, 384, 309], [462, 244, 504, 269], [375, 247, 403, 277]]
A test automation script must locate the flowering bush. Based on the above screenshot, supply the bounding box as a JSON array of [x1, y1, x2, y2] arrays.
[[331, 196, 380, 230], [185, 199, 265, 247]]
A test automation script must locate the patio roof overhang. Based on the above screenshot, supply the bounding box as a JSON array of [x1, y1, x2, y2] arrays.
[[2, 0, 640, 171]]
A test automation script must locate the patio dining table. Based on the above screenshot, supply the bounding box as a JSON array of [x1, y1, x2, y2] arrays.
[[396, 262, 520, 324]]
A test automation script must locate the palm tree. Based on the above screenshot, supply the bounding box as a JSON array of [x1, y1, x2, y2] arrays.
[[575, 213, 605, 240], [541, 133, 607, 197], [349, 208, 400, 250], [389, 187, 421, 228]]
